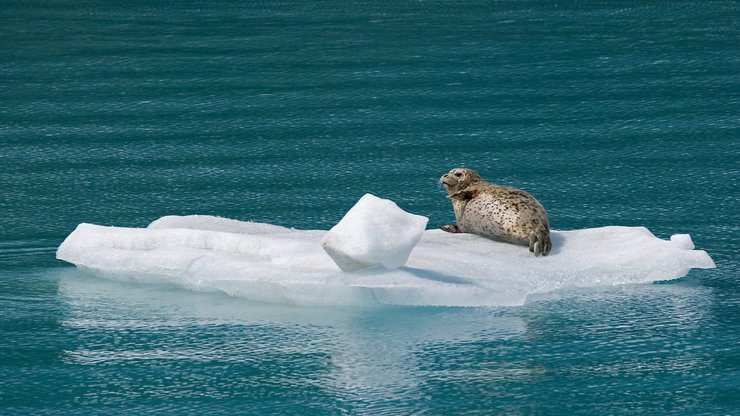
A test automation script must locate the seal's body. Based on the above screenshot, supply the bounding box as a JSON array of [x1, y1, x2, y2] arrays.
[[440, 168, 552, 256]]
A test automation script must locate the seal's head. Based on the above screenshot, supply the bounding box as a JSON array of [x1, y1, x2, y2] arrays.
[[440, 167, 482, 196]]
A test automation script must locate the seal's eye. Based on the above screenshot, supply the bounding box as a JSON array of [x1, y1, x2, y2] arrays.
[[454, 172, 463, 177]]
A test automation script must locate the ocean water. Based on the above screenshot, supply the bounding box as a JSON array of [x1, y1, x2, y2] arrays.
[[1, 0, 738, 414]]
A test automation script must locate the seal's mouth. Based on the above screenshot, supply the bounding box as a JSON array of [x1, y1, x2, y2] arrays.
[[440, 177, 455, 187]]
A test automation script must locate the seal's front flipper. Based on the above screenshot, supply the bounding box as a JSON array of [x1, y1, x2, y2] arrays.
[[440, 224, 462, 233]]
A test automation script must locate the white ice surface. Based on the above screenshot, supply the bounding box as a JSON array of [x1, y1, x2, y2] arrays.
[[56, 215, 715, 307], [320, 194, 429, 271]]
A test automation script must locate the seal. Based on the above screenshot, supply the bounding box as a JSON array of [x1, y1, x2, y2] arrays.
[[439, 167, 552, 256]]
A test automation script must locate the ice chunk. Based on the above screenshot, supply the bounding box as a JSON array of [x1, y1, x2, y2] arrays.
[[56, 215, 716, 307], [320, 194, 429, 271], [670, 234, 694, 250]]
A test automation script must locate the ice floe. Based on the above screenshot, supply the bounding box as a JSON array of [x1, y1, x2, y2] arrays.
[[56, 210, 715, 307]]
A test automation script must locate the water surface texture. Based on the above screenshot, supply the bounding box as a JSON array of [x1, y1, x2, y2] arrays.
[[1, 1, 738, 414]]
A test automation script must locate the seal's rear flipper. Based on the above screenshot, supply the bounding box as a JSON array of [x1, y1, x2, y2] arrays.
[[529, 229, 551, 256]]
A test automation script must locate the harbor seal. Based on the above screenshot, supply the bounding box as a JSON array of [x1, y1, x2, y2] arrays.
[[439, 167, 552, 256]]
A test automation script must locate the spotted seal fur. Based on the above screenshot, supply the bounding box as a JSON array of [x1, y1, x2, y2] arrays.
[[439, 167, 552, 256]]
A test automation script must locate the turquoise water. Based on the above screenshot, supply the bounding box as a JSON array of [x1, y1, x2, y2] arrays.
[[2, 1, 738, 414]]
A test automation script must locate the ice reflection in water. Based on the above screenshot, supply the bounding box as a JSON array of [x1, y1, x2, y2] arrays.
[[56, 268, 724, 414]]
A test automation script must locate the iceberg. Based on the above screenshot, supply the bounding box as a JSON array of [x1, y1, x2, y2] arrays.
[[56, 214, 715, 307]]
